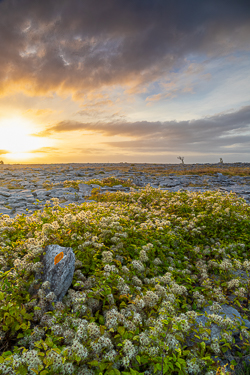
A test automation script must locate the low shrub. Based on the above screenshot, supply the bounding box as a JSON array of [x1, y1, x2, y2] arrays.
[[0, 186, 249, 374]]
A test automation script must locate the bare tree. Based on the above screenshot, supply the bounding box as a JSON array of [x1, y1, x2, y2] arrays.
[[177, 156, 184, 164]]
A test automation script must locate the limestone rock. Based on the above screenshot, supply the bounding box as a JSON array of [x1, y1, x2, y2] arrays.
[[0, 190, 11, 197], [0, 206, 12, 215], [78, 183, 92, 197], [187, 304, 250, 347], [42, 244, 75, 301]]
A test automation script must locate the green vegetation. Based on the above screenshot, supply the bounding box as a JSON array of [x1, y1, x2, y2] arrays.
[[42, 177, 136, 191], [0, 184, 249, 374], [84, 176, 135, 188], [88, 163, 250, 177], [134, 164, 250, 177]]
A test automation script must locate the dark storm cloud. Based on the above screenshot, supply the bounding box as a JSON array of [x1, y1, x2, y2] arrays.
[[38, 105, 250, 154], [0, 0, 249, 97]]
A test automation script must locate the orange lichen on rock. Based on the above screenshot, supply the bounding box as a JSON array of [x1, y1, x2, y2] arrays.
[[54, 251, 64, 265]]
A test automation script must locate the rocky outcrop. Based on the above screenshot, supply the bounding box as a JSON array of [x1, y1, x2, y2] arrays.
[[186, 300, 250, 372], [78, 183, 92, 197], [41, 244, 75, 302], [193, 304, 250, 344], [0, 163, 249, 217]]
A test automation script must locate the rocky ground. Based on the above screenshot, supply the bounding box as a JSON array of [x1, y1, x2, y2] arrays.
[[0, 163, 249, 218]]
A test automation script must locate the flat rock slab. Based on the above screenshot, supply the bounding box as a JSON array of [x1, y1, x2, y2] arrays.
[[42, 244, 75, 302], [0, 191, 11, 197], [187, 304, 250, 347], [0, 163, 249, 217], [78, 183, 92, 196], [0, 206, 12, 215]]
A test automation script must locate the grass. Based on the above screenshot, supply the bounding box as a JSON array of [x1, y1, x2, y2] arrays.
[[136, 165, 250, 177], [0, 180, 250, 374], [84, 177, 136, 188], [41, 177, 136, 191]]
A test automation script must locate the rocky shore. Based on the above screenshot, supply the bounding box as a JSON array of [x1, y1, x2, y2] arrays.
[[0, 163, 249, 218]]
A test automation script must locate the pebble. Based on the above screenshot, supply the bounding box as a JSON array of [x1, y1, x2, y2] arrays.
[[0, 163, 249, 218]]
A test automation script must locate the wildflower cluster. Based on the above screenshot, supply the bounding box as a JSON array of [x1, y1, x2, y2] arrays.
[[0, 185, 249, 374]]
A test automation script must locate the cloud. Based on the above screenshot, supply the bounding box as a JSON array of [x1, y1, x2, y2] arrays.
[[30, 147, 59, 153], [23, 108, 55, 116], [45, 121, 86, 134], [0, 0, 249, 98], [69, 147, 107, 155], [39, 104, 250, 155], [0, 150, 8, 155]]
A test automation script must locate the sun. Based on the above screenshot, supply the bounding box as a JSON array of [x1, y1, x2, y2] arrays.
[[0, 117, 46, 155]]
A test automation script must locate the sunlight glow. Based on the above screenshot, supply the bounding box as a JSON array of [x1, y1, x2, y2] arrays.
[[0, 117, 48, 156], [5, 152, 35, 161]]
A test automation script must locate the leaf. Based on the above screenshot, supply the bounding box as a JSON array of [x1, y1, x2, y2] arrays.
[[99, 315, 104, 325], [155, 363, 161, 371], [18, 365, 28, 375], [163, 364, 169, 373], [100, 325, 105, 335], [136, 355, 141, 364], [200, 341, 205, 350], [88, 360, 99, 367], [52, 348, 61, 355], [118, 326, 125, 336], [178, 358, 186, 365], [45, 337, 53, 348], [168, 363, 174, 371], [2, 351, 12, 358], [235, 300, 242, 308], [34, 341, 42, 349], [20, 323, 28, 330], [140, 356, 149, 365], [14, 323, 20, 331], [175, 362, 181, 370], [43, 357, 53, 367], [75, 354, 81, 363], [40, 371, 49, 375]]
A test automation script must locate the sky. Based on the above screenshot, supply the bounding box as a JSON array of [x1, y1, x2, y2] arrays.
[[0, 0, 249, 164]]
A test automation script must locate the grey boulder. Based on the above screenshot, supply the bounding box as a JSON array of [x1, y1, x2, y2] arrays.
[[187, 304, 250, 347], [42, 244, 75, 301], [78, 183, 92, 197]]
